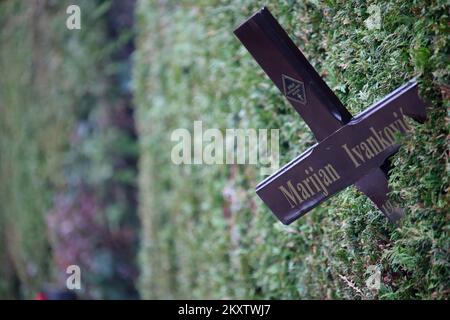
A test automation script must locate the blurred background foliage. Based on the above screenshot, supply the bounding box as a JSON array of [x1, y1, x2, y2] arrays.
[[133, 0, 448, 299], [0, 0, 448, 300], [0, 0, 139, 299]]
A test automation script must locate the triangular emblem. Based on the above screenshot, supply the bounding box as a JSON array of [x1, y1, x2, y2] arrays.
[[282, 74, 306, 104]]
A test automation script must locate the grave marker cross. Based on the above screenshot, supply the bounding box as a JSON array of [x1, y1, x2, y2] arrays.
[[234, 7, 428, 225]]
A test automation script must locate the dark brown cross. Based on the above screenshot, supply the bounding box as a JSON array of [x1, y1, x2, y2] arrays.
[[234, 7, 428, 225]]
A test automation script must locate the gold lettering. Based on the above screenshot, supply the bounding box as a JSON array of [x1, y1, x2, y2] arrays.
[[318, 169, 333, 187], [302, 178, 315, 196], [342, 144, 361, 168], [366, 136, 382, 154], [325, 164, 340, 182], [384, 126, 397, 145], [297, 182, 311, 200], [313, 172, 329, 196], [360, 142, 375, 159]]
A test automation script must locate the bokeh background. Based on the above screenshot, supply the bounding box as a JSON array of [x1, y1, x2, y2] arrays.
[[0, 0, 448, 299]]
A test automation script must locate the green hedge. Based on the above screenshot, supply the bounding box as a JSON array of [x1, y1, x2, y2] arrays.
[[133, 0, 448, 299], [0, 0, 115, 298]]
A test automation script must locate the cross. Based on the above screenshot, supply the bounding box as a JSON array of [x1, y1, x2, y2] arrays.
[[234, 7, 428, 225]]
